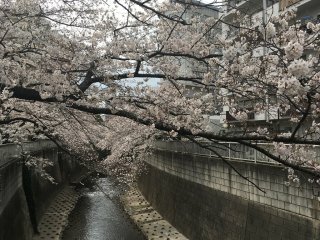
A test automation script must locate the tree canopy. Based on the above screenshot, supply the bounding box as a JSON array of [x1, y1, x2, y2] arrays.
[[1, 0, 320, 186]]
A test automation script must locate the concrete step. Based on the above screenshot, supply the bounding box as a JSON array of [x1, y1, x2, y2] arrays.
[[121, 188, 188, 240], [32, 186, 79, 240]]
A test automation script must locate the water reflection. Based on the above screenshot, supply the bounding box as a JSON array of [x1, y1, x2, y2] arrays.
[[62, 178, 145, 240]]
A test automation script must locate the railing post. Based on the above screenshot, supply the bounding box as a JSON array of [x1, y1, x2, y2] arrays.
[[254, 148, 257, 163], [229, 143, 231, 160]]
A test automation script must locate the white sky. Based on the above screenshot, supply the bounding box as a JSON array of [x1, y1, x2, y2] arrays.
[[200, 0, 223, 3]]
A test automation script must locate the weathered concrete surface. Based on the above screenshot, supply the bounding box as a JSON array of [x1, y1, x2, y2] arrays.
[[138, 161, 320, 240], [121, 187, 188, 240], [0, 141, 85, 240], [151, 142, 320, 220], [0, 187, 33, 240], [33, 186, 79, 240], [0, 140, 56, 167]]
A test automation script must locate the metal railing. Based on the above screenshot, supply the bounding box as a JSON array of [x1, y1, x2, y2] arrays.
[[153, 140, 320, 165]]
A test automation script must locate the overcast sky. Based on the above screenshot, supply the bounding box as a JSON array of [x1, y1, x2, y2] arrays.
[[200, 0, 223, 3]]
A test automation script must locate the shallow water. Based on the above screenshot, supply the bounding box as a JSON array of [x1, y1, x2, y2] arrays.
[[62, 178, 145, 240]]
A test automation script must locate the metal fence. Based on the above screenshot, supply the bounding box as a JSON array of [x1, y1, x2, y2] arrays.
[[153, 140, 320, 165]]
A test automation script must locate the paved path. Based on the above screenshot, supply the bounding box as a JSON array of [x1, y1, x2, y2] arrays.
[[33, 186, 79, 240], [121, 188, 188, 240]]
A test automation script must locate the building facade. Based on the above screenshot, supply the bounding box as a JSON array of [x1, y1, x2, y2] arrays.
[[219, 0, 320, 135]]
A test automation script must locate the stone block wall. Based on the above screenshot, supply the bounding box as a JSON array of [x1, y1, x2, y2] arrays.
[[138, 141, 320, 240]]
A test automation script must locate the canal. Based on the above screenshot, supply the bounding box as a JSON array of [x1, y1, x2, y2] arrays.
[[62, 177, 145, 240]]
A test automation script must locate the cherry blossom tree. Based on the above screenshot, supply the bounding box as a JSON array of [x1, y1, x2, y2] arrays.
[[1, 0, 320, 186]]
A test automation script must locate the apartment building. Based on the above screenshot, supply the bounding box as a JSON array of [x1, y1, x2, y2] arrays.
[[222, 0, 319, 23], [170, 0, 220, 85], [165, 0, 224, 132], [217, 0, 320, 135]]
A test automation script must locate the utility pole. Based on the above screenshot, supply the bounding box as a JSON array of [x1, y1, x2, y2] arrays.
[[262, 0, 267, 25]]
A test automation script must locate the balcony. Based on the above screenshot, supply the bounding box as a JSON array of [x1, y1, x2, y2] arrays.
[[222, 0, 280, 21], [280, 0, 319, 18], [222, 0, 319, 21], [222, 0, 263, 21], [280, 0, 300, 10]]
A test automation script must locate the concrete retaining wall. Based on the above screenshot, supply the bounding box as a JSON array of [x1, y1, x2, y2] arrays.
[[0, 141, 82, 240], [138, 141, 320, 240]]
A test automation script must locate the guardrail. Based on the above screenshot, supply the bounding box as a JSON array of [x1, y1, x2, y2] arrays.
[[153, 140, 320, 165]]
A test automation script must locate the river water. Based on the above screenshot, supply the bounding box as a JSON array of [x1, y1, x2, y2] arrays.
[[62, 177, 145, 240]]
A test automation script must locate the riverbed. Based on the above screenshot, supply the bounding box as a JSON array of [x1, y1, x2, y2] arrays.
[[62, 177, 145, 240]]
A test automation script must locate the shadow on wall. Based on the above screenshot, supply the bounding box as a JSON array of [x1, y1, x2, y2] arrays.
[[138, 151, 320, 240], [0, 141, 85, 240]]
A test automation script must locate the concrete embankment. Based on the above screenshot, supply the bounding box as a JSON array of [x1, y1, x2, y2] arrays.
[[137, 141, 320, 240], [33, 186, 79, 240], [121, 186, 187, 240], [0, 141, 85, 240]]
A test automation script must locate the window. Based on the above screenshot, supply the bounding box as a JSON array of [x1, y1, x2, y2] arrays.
[[267, 0, 279, 7]]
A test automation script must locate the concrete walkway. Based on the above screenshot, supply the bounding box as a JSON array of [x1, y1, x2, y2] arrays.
[[121, 188, 188, 240], [32, 186, 79, 240]]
